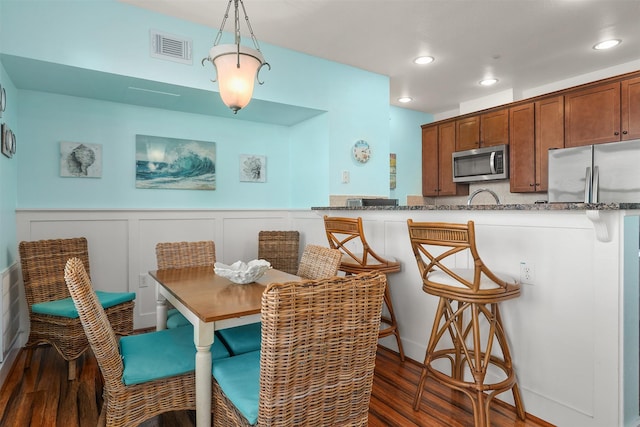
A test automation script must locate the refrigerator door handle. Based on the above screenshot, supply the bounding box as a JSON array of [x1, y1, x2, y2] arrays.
[[592, 166, 599, 203], [584, 167, 592, 203]]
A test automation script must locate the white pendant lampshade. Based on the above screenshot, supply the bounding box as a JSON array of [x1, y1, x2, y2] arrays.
[[202, 0, 270, 114], [208, 44, 265, 113]]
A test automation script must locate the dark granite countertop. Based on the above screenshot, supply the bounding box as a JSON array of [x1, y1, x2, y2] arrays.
[[312, 202, 640, 211]]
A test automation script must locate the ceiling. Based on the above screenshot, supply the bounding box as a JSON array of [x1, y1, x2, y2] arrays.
[[119, 0, 640, 115]]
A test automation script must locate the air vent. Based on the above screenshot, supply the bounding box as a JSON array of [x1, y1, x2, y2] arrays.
[[150, 30, 192, 65]]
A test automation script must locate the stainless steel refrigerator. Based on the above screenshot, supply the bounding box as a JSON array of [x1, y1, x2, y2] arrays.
[[548, 139, 640, 203]]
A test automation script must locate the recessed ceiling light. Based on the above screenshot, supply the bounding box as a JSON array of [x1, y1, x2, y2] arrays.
[[479, 78, 498, 86], [414, 56, 434, 65], [398, 97, 413, 103], [593, 39, 621, 50]]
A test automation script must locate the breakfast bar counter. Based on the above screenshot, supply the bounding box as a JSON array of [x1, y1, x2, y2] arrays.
[[312, 202, 640, 211], [313, 205, 640, 427]]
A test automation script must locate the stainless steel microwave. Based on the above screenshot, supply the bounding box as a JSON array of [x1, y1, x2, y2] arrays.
[[452, 144, 509, 183]]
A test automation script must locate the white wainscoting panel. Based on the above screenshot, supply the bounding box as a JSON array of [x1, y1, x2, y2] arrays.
[[12, 208, 638, 427]]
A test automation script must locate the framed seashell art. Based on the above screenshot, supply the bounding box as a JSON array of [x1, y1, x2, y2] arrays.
[[60, 141, 102, 177], [1, 123, 15, 159]]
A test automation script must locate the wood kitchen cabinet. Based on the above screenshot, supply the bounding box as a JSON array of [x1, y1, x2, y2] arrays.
[[565, 82, 619, 147], [563, 79, 640, 147], [422, 122, 468, 197], [455, 108, 509, 151], [621, 76, 640, 140], [510, 96, 564, 193]]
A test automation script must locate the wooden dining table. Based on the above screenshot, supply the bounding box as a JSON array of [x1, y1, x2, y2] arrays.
[[150, 265, 302, 427]]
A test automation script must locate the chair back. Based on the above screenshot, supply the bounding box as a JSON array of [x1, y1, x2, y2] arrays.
[[296, 244, 341, 280], [63, 257, 124, 392], [323, 215, 399, 274], [19, 237, 91, 308], [258, 231, 300, 275], [407, 219, 518, 298], [258, 271, 386, 425], [156, 241, 216, 269]]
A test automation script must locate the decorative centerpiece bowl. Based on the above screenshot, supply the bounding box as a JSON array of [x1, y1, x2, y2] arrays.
[[214, 259, 271, 284]]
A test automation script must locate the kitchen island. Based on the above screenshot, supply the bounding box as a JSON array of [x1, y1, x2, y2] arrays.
[[313, 203, 640, 427]]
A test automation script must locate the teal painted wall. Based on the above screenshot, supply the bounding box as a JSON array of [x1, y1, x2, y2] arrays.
[[0, 63, 18, 268], [17, 90, 298, 209], [0, 0, 431, 268], [390, 106, 433, 203]]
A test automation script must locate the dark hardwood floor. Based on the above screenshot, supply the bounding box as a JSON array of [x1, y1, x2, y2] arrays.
[[0, 344, 555, 426]]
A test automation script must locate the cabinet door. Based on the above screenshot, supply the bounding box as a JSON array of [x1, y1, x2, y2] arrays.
[[481, 109, 509, 147], [421, 125, 439, 196], [565, 82, 621, 147], [509, 103, 535, 193], [535, 96, 564, 191], [455, 116, 480, 151], [438, 122, 467, 196], [622, 76, 640, 140]]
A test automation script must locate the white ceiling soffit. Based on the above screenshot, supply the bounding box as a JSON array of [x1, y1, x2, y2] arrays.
[[119, 0, 640, 115]]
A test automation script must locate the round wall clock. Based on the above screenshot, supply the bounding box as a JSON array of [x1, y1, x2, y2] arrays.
[[352, 140, 371, 163]]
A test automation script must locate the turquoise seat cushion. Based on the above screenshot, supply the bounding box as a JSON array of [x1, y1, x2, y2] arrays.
[[32, 291, 136, 318], [167, 308, 191, 329], [119, 325, 230, 385], [212, 350, 261, 425], [216, 322, 262, 355]]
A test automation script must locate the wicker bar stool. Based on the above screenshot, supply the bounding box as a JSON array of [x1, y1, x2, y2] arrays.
[[323, 215, 405, 361], [407, 220, 525, 427], [257, 230, 300, 275]]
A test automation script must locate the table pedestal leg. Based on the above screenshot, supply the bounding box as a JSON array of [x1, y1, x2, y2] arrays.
[[194, 323, 214, 427], [156, 295, 168, 331]]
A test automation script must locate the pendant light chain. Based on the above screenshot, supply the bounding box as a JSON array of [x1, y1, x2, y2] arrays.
[[212, 0, 232, 47], [239, 0, 263, 53], [212, 0, 262, 53]]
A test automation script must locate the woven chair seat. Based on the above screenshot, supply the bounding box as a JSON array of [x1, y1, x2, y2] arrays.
[[212, 350, 261, 425], [427, 268, 518, 290], [166, 308, 191, 329], [32, 291, 135, 318], [120, 325, 230, 385], [216, 323, 262, 356]]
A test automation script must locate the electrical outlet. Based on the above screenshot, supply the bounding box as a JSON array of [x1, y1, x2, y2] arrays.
[[519, 262, 535, 285], [342, 170, 350, 183], [139, 274, 150, 288]]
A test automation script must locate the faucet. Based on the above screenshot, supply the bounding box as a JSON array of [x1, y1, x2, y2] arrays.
[[467, 188, 501, 205]]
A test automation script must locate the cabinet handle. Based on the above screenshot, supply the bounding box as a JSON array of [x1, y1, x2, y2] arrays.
[[529, 184, 535, 187], [614, 131, 619, 135], [623, 130, 628, 135]]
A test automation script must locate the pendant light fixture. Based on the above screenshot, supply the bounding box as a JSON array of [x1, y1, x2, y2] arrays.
[[202, 0, 270, 113]]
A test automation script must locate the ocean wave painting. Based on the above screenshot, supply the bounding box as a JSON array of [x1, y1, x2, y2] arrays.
[[136, 135, 216, 190]]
